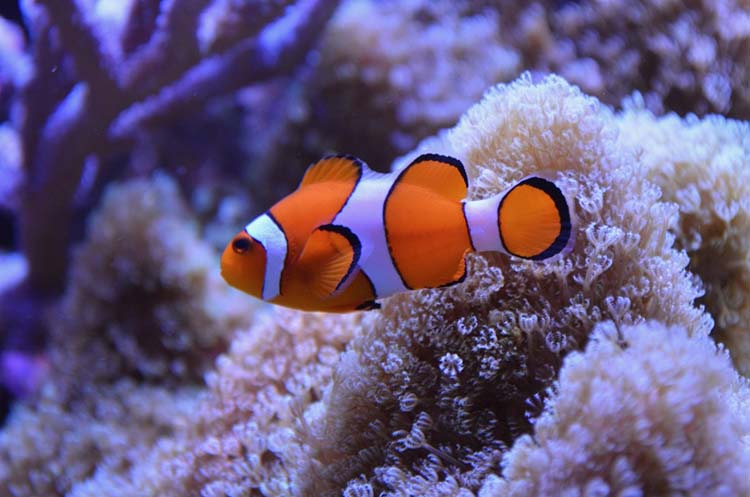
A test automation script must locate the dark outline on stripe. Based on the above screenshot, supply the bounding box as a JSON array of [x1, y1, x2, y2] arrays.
[[438, 254, 468, 288], [316, 223, 362, 293], [361, 268, 379, 300], [461, 201, 476, 252], [265, 211, 289, 296], [355, 265, 381, 309], [243, 226, 268, 299], [497, 176, 572, 261], [356, 269, 382, 309], [383, 169, 412, 289], [355, 300, 381, 311]]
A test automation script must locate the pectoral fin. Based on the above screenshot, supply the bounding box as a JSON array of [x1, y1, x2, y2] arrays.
[[297, 224, 361, 299]]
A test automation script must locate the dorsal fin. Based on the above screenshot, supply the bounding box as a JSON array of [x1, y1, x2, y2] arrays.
[[300, 154, 364, 188], [394, 153, 468, 201], [296, 224, 361, 299]]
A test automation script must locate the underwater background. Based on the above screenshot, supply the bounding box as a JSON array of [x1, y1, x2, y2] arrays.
[[0, 0, 749, 495]]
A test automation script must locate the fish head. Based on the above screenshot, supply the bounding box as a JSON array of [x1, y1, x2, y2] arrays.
[[221, 230, 267, 299]]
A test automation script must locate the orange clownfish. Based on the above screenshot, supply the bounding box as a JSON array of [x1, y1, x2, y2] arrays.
[[221, 154, 574, 312]]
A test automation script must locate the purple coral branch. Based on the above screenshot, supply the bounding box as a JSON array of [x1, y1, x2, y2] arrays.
[[110, 0, 341, 138], [18, 5, 90, 295], [37, 0, 121, 97], [0, 0, 342, 403], [202, 0, 291, 54], [20, 0, 127, 295], [18, 16, 66, 187], [121, 0, 212, 97], [120, 0, 162, 56], [6, 0, 342, 351], [21, 85, 108, 295]]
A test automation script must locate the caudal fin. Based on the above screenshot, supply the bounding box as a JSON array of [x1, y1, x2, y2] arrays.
[[497, 176, 574, 260], [464, 175, 574, 260]]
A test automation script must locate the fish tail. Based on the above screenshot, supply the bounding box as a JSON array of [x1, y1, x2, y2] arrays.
[[464, 175, 574, 260]]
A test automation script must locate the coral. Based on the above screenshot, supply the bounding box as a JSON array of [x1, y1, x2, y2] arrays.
[[488, 320, 750, 497], [264, 0, 750, 235], [504, 0, 750, 118], [0, 0, 747, 484], [5, 0, 747, 306], [13, 309, 360, 497], [240, 0, 524, 212], [3, 0, 345, 405], [0, 124, 22, 211], [615, 102, 750, 375], [10, 0, 341, 302], [238, 0, 750, 221], [0, 17, 26, 213], [299, 75, 709, 496], [0, 15, 28, 119], [0, 380, 201, 497], [49, 173, 248, 390], [0, 350, 47, 399], [0, 173, 255, 496], [0, 252, 25, 296], [308, 0, 521, 167], [155, 309, 359, 496], [197, 0, 289, 54]]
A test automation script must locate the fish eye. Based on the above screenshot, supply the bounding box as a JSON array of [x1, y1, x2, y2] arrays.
[[232, 237, 252, 254]]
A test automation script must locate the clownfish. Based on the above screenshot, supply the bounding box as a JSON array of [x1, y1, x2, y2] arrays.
[[221, 154, 574, 312]]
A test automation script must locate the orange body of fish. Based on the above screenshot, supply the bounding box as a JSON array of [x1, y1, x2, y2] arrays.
[[221, 154, 574, 312]]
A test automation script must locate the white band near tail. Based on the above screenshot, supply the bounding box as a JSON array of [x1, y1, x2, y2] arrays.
[[245, 213, 287, 301], [464, 196, 503, 253], [465, 176, 574, 259]]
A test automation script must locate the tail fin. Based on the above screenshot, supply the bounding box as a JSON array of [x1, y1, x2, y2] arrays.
[[464, 175, 574, 260]]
